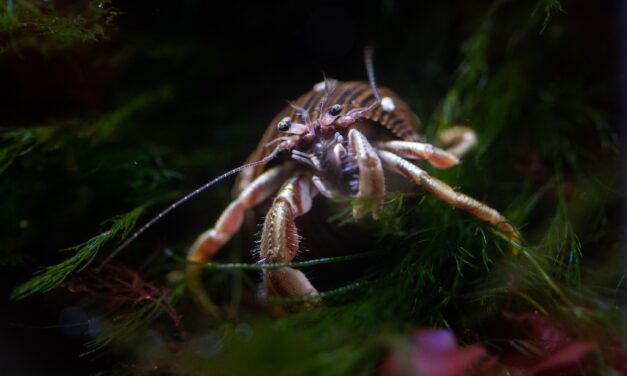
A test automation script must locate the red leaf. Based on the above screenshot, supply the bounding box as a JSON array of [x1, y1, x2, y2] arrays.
[[530, 341, 596, 375], [379, 330, 501, 376]]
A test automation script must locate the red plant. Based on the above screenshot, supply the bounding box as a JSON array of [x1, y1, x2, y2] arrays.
[[379, 311, 625, 376], [63, 261, 181, 330]]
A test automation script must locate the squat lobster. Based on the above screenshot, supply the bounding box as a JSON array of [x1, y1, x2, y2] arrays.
[[185, 49, 521, 302]]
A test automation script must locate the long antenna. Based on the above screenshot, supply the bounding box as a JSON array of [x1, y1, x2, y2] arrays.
[[364, 45, 381, 103], [98, 148, 281, 270]]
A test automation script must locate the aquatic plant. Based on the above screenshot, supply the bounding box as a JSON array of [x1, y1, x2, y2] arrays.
[[3, 0, 624, 374]]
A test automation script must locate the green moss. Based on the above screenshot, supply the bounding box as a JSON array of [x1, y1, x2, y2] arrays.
[[0, 0, 116, 52]]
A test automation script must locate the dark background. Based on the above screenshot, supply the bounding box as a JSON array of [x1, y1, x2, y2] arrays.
[[0, 1, 624, 375]]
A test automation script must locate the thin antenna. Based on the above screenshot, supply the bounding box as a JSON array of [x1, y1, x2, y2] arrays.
[[98, 148, 281, 270], [318, 73, 337, 115], [287, 100, 311, 125], [364, 45, 381, 103]]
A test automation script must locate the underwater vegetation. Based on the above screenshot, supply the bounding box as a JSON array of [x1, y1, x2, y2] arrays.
[[1, 0, 625, 375]]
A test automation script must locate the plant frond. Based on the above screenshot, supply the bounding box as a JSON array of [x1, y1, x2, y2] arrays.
[[11, 205, 145, 300]]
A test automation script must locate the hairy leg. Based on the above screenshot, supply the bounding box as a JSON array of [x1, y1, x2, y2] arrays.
[[348, 128, 386, 219], [377, 140, 460, 169], [260, 174, 319, 298], [377, 150, 520, 244], [185, 163, 293, 315], [187, 163, 294, 263]]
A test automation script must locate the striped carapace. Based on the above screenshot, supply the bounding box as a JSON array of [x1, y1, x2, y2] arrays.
[[234, 80, 422, 197]]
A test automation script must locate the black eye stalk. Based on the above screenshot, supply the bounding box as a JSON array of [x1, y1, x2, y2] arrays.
[[328, 104, 342, 116], [277, 118, 291, 132]]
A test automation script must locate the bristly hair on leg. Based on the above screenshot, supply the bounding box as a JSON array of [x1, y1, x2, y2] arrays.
[[98, 147, 283, 271]]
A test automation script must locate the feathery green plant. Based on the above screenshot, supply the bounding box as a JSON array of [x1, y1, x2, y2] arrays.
[[11, 205, 146, 300], [0, 127, 52, 175]]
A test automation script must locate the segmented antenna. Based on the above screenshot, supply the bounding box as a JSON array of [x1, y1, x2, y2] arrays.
[[287, 100, 311, 125], [98, 148, 281, 270], [318, 73, 338, 115], [364, 45, 381, 103]]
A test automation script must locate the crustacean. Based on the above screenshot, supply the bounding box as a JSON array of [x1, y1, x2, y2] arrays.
[[183, 49, 521, 303]]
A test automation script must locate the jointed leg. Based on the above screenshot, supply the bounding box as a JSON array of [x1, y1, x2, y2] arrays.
[[185, 163, 295, 314], [187, 163, 294, 263], [377, 140, 460, 169], [377, 150, 520, 243], [438, 126, 478, 159], [348, 129, 386, 219], [312, 176, 338, 199], [260, 174, 319, 298]]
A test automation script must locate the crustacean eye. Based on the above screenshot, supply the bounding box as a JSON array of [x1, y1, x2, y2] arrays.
[[277, 117, 291, 132], [328, 104, 342, 116]]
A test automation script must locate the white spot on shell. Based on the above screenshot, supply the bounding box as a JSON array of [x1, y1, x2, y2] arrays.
[[381, 97, 395, 113], [313, 81, 326, 92]]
